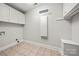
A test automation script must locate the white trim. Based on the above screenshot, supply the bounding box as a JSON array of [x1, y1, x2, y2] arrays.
[[24, 40, 63, 54], [0, 42, 17, 51], [0, 40, 23, 51]]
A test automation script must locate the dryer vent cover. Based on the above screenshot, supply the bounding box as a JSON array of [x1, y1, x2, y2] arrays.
[[39, 9, 48, 14]]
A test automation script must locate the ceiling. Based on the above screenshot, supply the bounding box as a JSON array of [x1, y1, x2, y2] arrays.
[[6, 3, 40, 13], [6, 3, 54, 14]]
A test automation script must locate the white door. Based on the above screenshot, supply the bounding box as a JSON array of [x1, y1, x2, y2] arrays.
[[40, 15, 48, 36]]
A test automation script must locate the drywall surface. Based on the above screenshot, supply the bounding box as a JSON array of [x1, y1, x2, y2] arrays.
[[0, 22, 24, 47], [24, 3, 72, 48], [72, 13, 79, 43]]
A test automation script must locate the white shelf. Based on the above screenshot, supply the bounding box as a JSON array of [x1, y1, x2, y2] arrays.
[[61, 39, 79, 46], [0, 19, 25, 25], [56, 18, 64, 21], [63, 3, 79, 20]]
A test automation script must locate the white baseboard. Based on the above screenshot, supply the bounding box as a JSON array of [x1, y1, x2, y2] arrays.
[[0, 40, 23, 51], [24, 40, 63, 53]]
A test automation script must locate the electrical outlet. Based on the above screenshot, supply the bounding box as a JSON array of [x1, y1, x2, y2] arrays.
[[16, 39, 20, 43]]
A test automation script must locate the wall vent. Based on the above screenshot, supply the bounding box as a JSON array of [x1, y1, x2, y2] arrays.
[[39, 9, 48, 14]]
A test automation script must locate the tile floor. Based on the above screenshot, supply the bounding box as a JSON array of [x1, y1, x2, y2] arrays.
[[0, 42, 61, 56]]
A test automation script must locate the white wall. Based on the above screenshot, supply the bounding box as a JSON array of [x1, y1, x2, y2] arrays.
[[72, 13, 79, 43], [24, 3, 72, 48], [0, 22, 24, 47]]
